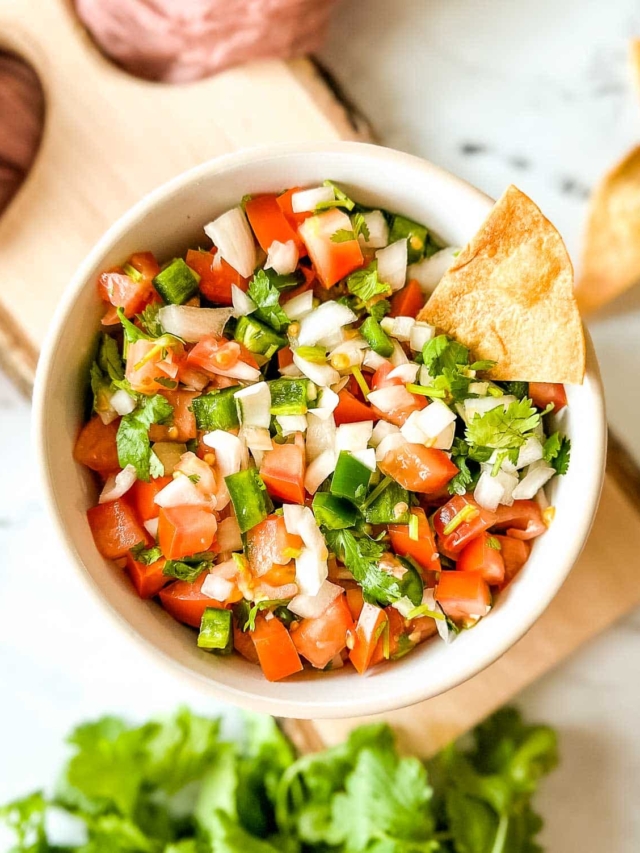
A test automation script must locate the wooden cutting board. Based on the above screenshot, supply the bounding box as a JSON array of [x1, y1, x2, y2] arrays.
[[3, 0, 640, 758]]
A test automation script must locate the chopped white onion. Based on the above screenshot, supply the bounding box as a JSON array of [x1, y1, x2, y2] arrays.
[[409, 322, 435, 352], [280, 363, 304, 378], [368, 384, 415, 414], [291, 186, 335, 212], [231, 284, 256, 317], [152, 442, 187, 475], [284, 290, 314, 321], [469, 381, 489, 396], [204, 207, 256, 278], [201, 573, 235, 602], [144, 517, 159, 539], [512, 460, 556, 500], [358, 210, 389, 249], [216, 516, 242, 552], [234, 382, 271, 429], [207, 359, 261, 383], [474, 470, 506, 512], [390, 340, 409, 366], [392, 596, 417, 618], [375, 432, 407, 462], [293, 353, 340, 387], [240, 425, 273, 452], [304, 448, 337, 494], [336, 420, 374, 453], [110, 388, 136, 416], [297, 301, 357, 347], [433, 421, 456, 450], [407, 246, 459, 293], [283, 504, 329, 595], [306, 413, 336, 462], [276, 414, 308, 435], [154, 475, 214, 508], [381, 315, 415, 342], [265, 239, 298, 276], [158, 305, 234, 342], [352, 447, 377, 471], [387, 362, 419, 384], [363, 349, 389, 371], [416, 399, 457, 439], [175, 451, 216, 495], [400, 411, 427, 444], [464, 395, 517, 421], [514, 436, 544, 470], [419, 364, 433, 386], [99, 464, 137, 504], [293, 547, 329, 596], [376, 239, 408, 292], [288, 580, 343, 619], [422, 589, 456, 644], [370, 420, 400, 448], [202, 430, 245, 477], [308, 386, 339, 420], [97, 407, 118, 426]]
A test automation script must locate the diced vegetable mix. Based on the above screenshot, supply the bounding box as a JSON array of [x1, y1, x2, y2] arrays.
[[76, 181, 572, 681]]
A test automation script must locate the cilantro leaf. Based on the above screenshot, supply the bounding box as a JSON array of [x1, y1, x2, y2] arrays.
[[248, 270, 291, 333], [543, 432, 571, 475], [345, 262, 391, 305], [331, 213, 370, 244], [117, 307, 152, 345], [0, 791, 47, 851], [116, 394, 173, 481], [368, 298, 390, 322], [465, 399, 541, 452], [315, 180, 356, 212], [163, 559, 211, 583], [324, 528, 404, 607], [501, 381, 529, 399], [330, 229, 357, 243], [137, 302, 164, 337], [130, 543, 163, 565], [422, 334, 469, 377]]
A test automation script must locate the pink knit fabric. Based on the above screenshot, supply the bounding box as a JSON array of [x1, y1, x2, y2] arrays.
[[75, 0, 339, 83]]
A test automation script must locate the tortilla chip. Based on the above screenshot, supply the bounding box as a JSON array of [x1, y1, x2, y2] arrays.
[[577, 145, 640, 315], [418, 185, 585, 384]]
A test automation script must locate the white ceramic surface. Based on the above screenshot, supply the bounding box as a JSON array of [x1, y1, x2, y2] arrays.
[[33, 141, 606, 719]]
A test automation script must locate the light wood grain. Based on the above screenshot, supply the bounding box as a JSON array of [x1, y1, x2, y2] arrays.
[[0, 0, 362, 389]]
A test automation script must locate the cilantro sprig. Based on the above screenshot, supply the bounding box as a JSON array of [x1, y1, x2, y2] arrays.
[[543, 432, 571, 475], [116, 394, 173, 481], [419, 335, 496, 405], [248, 269, 291, 333], [345, 261, 391, 305]]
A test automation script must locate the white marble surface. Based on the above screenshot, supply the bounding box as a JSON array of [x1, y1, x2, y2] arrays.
[[2, 2, 640, 851]]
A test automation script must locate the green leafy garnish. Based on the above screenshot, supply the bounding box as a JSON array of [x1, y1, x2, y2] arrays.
[[163, 558, 211, 583], [117, 306, 152, 345], [90, 333, 131, 417], [324, 528, 404, 608], [331, 212, 370, 244], [130, 542, 163, 565], [345, 261, 391, 305], [465, 399, 544, 453], [543, 432, 571, 475], [248, 270, 290, 333], [137, 302, 164, 337], [116, 394, 173, 481], [419, 335, 495, 404], [315, 179, 356, 212]]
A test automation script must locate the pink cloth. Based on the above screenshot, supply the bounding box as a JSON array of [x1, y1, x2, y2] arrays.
[[75, 0, 339, 83]]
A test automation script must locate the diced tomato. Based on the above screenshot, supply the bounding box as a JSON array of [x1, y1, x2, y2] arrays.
[[158, 506, 217, 559], [457, 532, 505, 586], [333, 389, 379, 426], [379, 443, 458, 494], [276, 186, 313, 231], [128, 251, 160, 283], [435, 571, 491, 626], [148, 389, 197, 443], [87, 498, 150, 560], [251, 614, 303, 681], [130, 476, 171, 521], [159, 572, 223, 628], [187, 335, 241, 374], [492, 501, 547, 541], [389, 507, 441, 573], [292, 594, 354, 669], [349, 602, 388, 674], [346, 587, 364, 621], [245, 194, 304, 253], [494, 535, 530, 586], [125, 340, 166, 394], [277, 346, 294, 370], [260, 436, 306, 504], [259, 560, 297, 589], [369, 607, 407, 666], [529, 382, 567, 413], [370, 361, 427, 425], [245, 514, 303, 577], [74, 415, 120, 474], [186, 248, 248, 306], [299, 209, 364, 289], [234, 621, 259, 663], [97, 267, 153, 317], [125, 552, 170, 599], [389, 279, 425, 319], [434, 494, 497, 554]]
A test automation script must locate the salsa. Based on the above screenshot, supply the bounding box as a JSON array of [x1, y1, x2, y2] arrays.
[[75, 181, 571, 681]]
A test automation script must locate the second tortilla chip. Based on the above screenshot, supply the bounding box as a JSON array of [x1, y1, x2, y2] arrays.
[[418, 185, 585, 385]]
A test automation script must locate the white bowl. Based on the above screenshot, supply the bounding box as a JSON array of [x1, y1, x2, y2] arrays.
[[33, 142, 606, 719]]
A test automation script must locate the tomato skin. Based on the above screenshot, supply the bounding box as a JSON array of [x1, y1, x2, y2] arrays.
[[370, 362, 427, 425], [380, 443, 458, 494], [158, 506, 217, 559], [277, 346, 294, 370], [251, 615, 303, 681], [186, 248, 248, 306], [346, 587, 364, 621], [128, 251, 160, 283], [259, 438, 306, 504], [292, 594, 354, 669], [245, 514, 303, 577], [494, 535, 530, 586], [234, 621, 260, 663], [187, 336, 241, 374], [299, 209, 364, 289], [333, 389, 379, 426], [349, 602, 387, 674], [492, 501, 546, 541], [87, 498, 150, 560], [389, 507, 441, 573], [389, 279, 425, 319], [457, 532, 505, 586], [97, 268, 153, 317], [529, 382, 567, 413], [434, 494, 497, 554], [435, 571, 491, 626], [159, 572, 223, 628], [74, 415, 120, 474], [148, 389, 198, 443], [125, 552, 170, 599], [130, 476, 171, 521], [245, 193, 303, 252]]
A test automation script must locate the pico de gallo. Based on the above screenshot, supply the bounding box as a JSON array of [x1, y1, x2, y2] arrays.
[[75, 181, 571, 681]]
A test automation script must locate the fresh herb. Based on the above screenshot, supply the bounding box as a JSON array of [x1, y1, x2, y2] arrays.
[[154, 376, 178, 389], [137, 302, 164, 337], [324, 528, 404, 607], [466, 399, 546, 453], [90, 333, 130, 416], [116, 394, 173, 481], [331, 212, 371, 244], [117, 306, 152, 345], [345, 261, 391, 305], [501, 381, 529, 399], [368, 297, 391, 322], [331, 229, 358, 243], [448, 439, 482, 496], [419, 335, 495, 404], [240, 599, 292, 632], [130, 542, 163, 565], [543, 432, 571, 475], [235, 315, 287, 357], [487, 536, 502, 550], [248, 270, 291, 333], [315, 179, 356, 212], [388, 213, 429, 263], [163, 558, 211, 583]]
